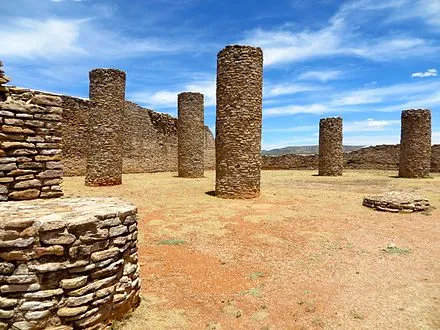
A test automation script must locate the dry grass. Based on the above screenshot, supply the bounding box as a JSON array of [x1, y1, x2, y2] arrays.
[[63, 170, 440, 329]]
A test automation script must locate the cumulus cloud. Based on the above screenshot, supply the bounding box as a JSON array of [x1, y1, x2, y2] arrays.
[[129, 79, 215, 111], [298, 70, 343, 82], [344, 119, 400, 132], [240, 0, 439, 67], [411, 69, 437, 78]]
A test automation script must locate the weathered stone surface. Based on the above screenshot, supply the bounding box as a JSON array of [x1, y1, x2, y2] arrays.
[[40, 231, 75, 245], [215, 45, 263, 199], [66, 293, 94, 307], [0, 309, 14, 319], [57, 306, 88, 318], [109, 225, 127, 238], [31, 95, 62, 107], [23, 288, 63, 299], [0, 197, 139, 328], [0, 283, 41, 293], [8, 189, 40, 200], [0, 237, 34, 248], [0, 297, 18, 308], [90, 247, 120, 262], [13, 179, 42, 189], [68, 276, 116, 297], [24, 310, 50, 320], [363, 191, 430, 213], [85, 69, 125, 187], [20, 300, 56, 311], [319, 117, 343, 176], [178, 92, 205, 178], [36, 170, 63, 179], [59, 276, 88, 290]]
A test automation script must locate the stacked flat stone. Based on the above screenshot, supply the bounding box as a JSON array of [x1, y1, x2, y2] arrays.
[[86, 69, 126, 187], [399, 109, 432, 178], [0, 61, 11, 102], [0, 61, 10, 85], [0, 91, 63, 202], [0, 197, 140, 330], [319, 117, 343, 176], [178, 92, 205, 178], [363, 191, 430, 213], [215, 45, 263, 199]]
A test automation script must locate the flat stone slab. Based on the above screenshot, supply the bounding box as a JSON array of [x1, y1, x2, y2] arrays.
[[363, 191, 430, 213], [0, 197, 136, 227]]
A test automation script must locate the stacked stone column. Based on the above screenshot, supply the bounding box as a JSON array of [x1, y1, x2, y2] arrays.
[[399, 109, 431, 178], [178, 92, 205, 178], [215, 45, 263, 199], [85, 69, 125, 186], [318, 117, 343, 176]]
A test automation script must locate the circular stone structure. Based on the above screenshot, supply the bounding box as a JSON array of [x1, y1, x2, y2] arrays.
[[318, 117, 343, 176], [215, 45, 263, 199], [178, 92, 205, 178], [86, 69, 126, 187], [363, 191, 430, 213], [0, 197, 140, 330], [399, 109, 432, 178]]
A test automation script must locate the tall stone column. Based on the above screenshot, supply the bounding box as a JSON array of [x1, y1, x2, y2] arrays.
[[178, 92, 205, 178], [399, 109, 431, 178], [215, 45, 263, 199], [85, 68, 125, 186], [318, 117, 343, 176]]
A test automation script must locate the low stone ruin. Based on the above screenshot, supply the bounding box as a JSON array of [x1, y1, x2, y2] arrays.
[[0, 197, 140, 330], [363, 191, 430, 213], [1, 89, 63, 202]]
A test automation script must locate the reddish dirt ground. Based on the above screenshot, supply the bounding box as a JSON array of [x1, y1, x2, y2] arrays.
[[64, 170, 440, 330]]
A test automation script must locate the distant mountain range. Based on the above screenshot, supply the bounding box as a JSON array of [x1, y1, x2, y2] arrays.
[[262, 145, 366, 156]]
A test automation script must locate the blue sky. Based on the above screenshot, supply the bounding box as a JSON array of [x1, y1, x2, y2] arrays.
[[1, 0, 439, 150]]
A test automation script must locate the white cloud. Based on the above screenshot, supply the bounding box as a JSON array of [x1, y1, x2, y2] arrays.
[[0, 18, 85, 58], [344, 119, 400, 133], [0, 17, 186, 60], [265, 83, 327, 97], [129, 79, 215, 110], [331, 80, 440, 107], [264, 104, 328, 116], [343, 134, 400, 146], [411, 69, 437, 78], [240, 0, 439, 67], [298, 70, 343, 82], [433, 132, 440, 144]]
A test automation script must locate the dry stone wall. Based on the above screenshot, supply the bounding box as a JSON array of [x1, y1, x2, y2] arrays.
[[0, 197, 140, 330], [178, 92, 205, 178], [215, 45, 263, 199], [318, 117, 343, 176], [58, 96, 215, 176], [85, 69, 125, 186], [0, 87, 63, 202], [399, 109, 432, 178], [262, 144, 440, 172]]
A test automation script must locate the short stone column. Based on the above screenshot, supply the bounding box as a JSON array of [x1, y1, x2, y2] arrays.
[[85, 69, 126, 186], [318, 117, 343, 176], [178, 92, 205, 178], [399, 109, 431, 178], [215, 45, 263, 199]]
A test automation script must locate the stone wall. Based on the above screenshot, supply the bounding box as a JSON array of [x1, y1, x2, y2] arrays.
[[215, 45, 263, 199], [262, 144, 440, 172], [3, 88, 215, 176], [178, 92, 205, 178], [399, 109, 432, 178], [85, 69, 125, 186], [0, 197, 140, 330], [0, 87, 63, 202], [318, 117, 343, 176]]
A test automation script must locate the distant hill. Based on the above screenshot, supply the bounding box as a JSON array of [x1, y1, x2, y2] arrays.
[[262, 145, 365, 156]]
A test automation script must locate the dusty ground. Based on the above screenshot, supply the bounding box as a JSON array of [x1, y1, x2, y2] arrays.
[[63, 170, 440, 330]]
